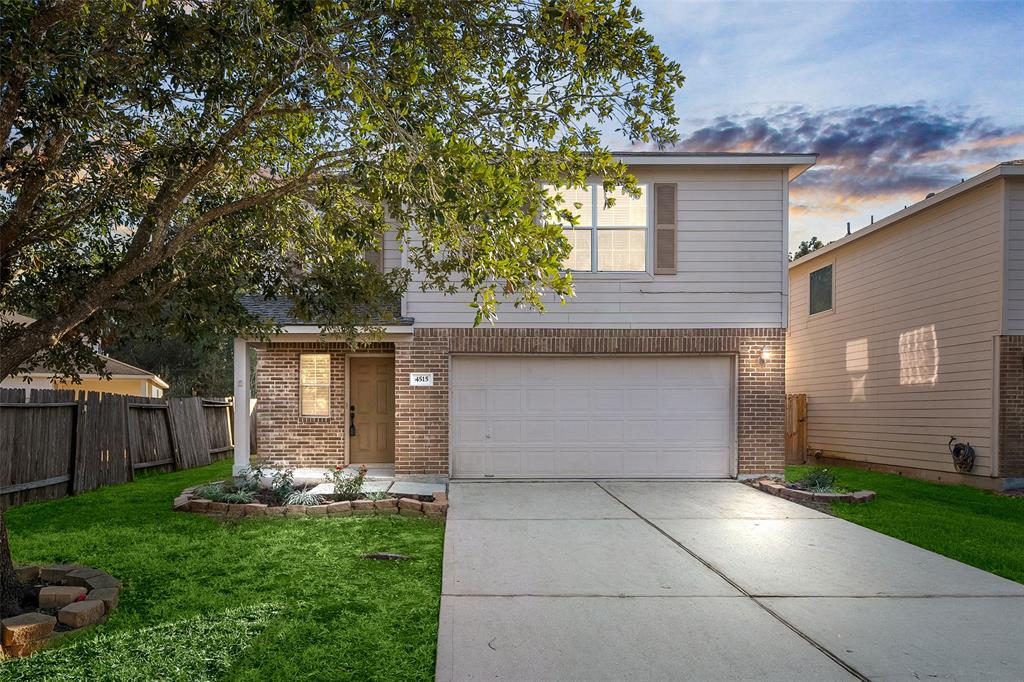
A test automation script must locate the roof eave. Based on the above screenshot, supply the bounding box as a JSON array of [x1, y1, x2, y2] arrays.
[[789, 164, 1024, 270]]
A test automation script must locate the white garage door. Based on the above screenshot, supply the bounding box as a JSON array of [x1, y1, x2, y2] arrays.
[[450, 356, 733, 479]]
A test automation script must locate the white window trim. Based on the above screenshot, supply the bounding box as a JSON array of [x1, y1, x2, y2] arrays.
[[299, 353, 331, 418], [808, 261, 835, 317], [562, 183, 651, 274]]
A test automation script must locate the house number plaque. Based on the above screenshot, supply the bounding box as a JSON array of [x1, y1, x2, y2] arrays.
[[409, 372, 434, 387]]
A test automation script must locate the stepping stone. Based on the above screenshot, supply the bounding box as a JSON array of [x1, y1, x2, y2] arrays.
[[58, 600, 104, 628], [361, 480, 392, 493], [388, 481, 447, 497], [38, 586, 87, 608]]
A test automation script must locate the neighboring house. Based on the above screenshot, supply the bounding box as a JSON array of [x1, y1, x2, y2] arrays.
[[0, 355, 169, 397], [1, 312, 169, 397], [787, 160, 1024, 490], [234, 152, 817, 480]]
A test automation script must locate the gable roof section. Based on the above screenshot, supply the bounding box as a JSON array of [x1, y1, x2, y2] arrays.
[[240, 294, 413, 327], [790, 160, 1024, 269]]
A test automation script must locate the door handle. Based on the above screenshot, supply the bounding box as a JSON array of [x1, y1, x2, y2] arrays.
[[349, 404, 356, 437]]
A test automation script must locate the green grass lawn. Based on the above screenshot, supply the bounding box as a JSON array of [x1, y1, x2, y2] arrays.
[[787, 465, 1024, 584], [1, 460, 444, 681]]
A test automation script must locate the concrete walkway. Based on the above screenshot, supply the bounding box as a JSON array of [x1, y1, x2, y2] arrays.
[[436, 481, 1024, 681]]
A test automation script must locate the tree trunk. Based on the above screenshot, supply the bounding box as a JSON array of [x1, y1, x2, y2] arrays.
[[1, 508, 24, 617]]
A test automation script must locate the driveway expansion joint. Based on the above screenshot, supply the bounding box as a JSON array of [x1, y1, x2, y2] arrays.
[[593, 481, 871, 682]]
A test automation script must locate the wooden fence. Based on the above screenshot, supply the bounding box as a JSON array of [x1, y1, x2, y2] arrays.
[[785, 393, 808, 465], [0, 387, 233, 508]]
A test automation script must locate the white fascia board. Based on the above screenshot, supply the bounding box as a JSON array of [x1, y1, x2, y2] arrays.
[[613, 154, 818, 181]]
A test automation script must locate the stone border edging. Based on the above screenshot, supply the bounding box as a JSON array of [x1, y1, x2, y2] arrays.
[[755, 479, 875, 504], [172, 486, 448, 519], [1, 565, 122, 659]]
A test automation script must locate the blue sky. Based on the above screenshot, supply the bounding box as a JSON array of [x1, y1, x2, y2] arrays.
[[628, 0, 1024, 244]]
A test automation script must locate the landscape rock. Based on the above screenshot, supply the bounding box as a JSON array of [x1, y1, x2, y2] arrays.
[[14, 565, 39, 583], [398, 498, 423, 512], [85, 573, 122, 591], [351, 499, 375, 514], [206, 501, 229, 513], [38, 586, 87, 609], [85, 587, 120, 613], [305, 504, 328, 516], [57, 600, 105, 628], [264, 506, 287, 517], [1, 613, 56, 647], [326, 501, 352, 515], [188, 499, 211, 512], [421, 501, 446, 517], [285, 505, 308, 517], [64, 567, 104, 587], [852, 490, 876, 503], [39, 564, 84, 584], [242, 503, 268, 516], [374, 498, 398, 510]]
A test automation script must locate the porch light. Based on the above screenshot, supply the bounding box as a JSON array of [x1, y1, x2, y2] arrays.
[[758, 345, 771, 366]]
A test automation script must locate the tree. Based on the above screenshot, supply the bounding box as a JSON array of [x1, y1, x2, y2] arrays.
[[790, 236, 826, 261], [0, 1, 681, 615]]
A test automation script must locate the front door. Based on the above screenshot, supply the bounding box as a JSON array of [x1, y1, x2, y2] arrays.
[[349, 356, 395, 464]]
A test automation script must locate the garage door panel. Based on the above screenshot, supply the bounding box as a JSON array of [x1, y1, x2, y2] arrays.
[[522, 420, 555, 442], [592, 389, 625, 411], [450, 356, 733, 479], [453, 388, 486, 414]]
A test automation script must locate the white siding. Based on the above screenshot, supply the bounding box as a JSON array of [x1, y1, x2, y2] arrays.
[[382, 226, 403, 272], [1004, 177, 1024, 333], [403, 166, 788, 328], [787, 179, 1005, 478]]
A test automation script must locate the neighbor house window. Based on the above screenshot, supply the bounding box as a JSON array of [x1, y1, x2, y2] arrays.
[[299, 353, 331, 417], [550, 184, 648, 272], [809, 264, 833, 315]]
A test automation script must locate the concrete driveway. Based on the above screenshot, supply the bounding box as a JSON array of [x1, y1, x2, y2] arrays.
[[436, 481, 1024, 681]]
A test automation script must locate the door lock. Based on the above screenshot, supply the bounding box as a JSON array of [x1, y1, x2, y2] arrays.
[[349, 404, 356, 437]]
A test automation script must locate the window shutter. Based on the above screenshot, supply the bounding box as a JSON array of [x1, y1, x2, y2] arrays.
[[654, 183, 677, 275]]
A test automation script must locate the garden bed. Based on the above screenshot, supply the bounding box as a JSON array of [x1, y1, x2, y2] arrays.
[[1, 565, 121, 659], [171, 464, 448, 520], [751, 468, 875, 505]]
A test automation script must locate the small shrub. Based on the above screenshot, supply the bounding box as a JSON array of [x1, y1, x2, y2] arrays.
[[794, 468, 846, 493], [221, 489, 256, 504], [194, 483, 228, 502], [269, 468, 296, 504], [363, 491, 390, 501], [323, 464, 366, 501], [236, 466, 263, 493], [285, 490, 323, 506]]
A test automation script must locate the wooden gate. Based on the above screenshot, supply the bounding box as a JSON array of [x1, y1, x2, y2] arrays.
[[785, 393, 808, 464]]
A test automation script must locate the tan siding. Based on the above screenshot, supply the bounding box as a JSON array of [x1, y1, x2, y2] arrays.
[[406, 167, 788, 328], [787, 180, 1005, 478], [1004, 178, 1024, 333]]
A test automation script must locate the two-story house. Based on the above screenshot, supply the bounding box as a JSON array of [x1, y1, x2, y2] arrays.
[[787, 161, 1024, 490], [233, 152, 816, 480]]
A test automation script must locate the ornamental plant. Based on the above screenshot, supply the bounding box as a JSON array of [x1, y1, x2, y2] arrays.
[[324, 465, 367, 501]]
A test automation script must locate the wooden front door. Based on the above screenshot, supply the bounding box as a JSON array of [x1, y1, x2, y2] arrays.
[[348, 356, 395, 463]]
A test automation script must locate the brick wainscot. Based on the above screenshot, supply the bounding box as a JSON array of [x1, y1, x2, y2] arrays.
[[254, 328, 786, 477]]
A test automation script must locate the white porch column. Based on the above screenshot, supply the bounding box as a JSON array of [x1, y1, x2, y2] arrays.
[[232, 337, 251, 474]]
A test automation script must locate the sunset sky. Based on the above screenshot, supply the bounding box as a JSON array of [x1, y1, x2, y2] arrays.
[[626, 0, 1024, 246]]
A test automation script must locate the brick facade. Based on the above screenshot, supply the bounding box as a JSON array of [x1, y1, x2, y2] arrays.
[[254, 342, 391, 469], [254, 329, 786, 476], [393, 328, 786, 476], [998, 335, 1024, 478]]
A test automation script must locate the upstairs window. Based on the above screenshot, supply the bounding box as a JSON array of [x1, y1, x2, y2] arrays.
[[299, 353, 331, 417], [550, 184, 649, 272], [809, 264, 833, 315]]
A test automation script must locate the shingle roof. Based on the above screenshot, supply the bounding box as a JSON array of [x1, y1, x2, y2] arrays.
[[240, 294, 413, 326]]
